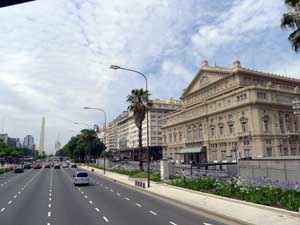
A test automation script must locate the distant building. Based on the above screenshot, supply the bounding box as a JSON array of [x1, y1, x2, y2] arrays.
[[106, 99, 181, 160], [0, 133, 8, 145], [55, 140, 61, 152], [23, 135, 35, 150]]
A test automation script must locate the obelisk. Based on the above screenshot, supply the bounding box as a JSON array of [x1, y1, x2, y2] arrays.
[[39, 117, 46, 155]]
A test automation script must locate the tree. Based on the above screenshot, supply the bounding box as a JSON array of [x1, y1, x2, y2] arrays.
[[127, 88, 150, 171], [56, 130, 105, 162], [281, 0, 300, 52]]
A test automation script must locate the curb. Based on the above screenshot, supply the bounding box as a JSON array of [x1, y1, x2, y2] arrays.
[[165, 183, 300, 218], [81, 166, 252, 225]]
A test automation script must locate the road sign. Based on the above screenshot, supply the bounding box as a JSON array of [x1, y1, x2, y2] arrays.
[[0, 0, 35, 8]]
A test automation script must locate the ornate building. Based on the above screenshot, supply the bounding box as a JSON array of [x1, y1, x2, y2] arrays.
[[161, 60, 300, 164]]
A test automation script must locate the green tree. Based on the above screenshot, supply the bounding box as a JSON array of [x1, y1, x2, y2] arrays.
[[127, 88, 150, 171], [281, 0, 300, 52]]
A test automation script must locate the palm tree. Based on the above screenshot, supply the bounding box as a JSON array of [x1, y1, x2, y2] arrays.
[[281, 0, 300, 52], [80, 129, 97, 165], [127, 88, 150, 171]]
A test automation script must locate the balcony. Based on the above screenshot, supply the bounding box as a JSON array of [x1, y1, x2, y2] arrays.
[[238, 131, 251, 138], [185, 137, 203, 144]]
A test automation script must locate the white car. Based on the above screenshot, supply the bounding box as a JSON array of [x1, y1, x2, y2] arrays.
[[73, 171, 89, 186]]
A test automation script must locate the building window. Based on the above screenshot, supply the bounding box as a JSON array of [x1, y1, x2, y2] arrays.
[[211, 127, 215, 136], [257, 92, 266, 99], [212, 151, 217, 161], [279, 119, 284, 133], [169, 134, 172, 143], [229, 124, 234, 134], [219, 126, 224, 135], [174, 133, 177, 143], [179, 132, 182, 142], [241, 122, 248, 133], [266, 148, 272, 157], [198, 124, 203, 139], [244, 149, 251, 157], [284, 148, 288, 156], [263, 119, 269, 132], [285, 114, 292, 132], [221, 151, 227, 161], [291, 148, 297, 156]]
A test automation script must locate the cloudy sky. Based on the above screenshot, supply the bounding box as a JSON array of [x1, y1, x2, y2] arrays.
[[0, 0, 299, 154]]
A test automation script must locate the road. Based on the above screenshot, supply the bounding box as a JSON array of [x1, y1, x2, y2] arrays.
[[0, 166, 232, 225]]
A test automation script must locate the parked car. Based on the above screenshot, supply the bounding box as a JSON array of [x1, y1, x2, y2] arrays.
[[71, 164, 77, 168], [14, 168, 24, 173], [62, 163, 69, 168], [33, 164, 42, 169], [54, 164, 60, 169], [73, 171, 89, 186]]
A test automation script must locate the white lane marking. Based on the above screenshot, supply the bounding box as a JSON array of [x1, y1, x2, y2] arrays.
[[1, 208, 5, 212], [78, 188, 81, 190], [8, 200, 12, 204], [84, 195, 88, 199], [116, 193, 121, 196], [49, 197, 52, 202], [89, 200, 93, 204], [169, 222, 177, 225], [18, 191, 21, 195], [149, 211, 158, 216], [14, 195, 17, 199], [104, 186, 108, 189], [124, 197, 130, 201], [103, 216, 109, 222], [110, 189, 114, 193], [81, 191, 84, 194], [21, 188, 24, 191], [95, 207, 100, 212], [47, 223, 51, 225], [48, 211, 51, 217], [203, 223, 213, 225], [48, 204, 51, 208], [135, 203, 142, 207]]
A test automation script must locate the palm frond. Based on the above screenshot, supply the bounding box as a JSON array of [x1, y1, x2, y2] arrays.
[[281, 13, 296, 29], [288, 29, 300, 52]]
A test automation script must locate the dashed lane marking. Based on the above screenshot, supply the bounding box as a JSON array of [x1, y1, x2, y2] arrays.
[[48, 211, 51, 217], [48, 204, 51, 208], [103, 216, 109, 222], [149, 211, 158, 216], [116, 193, 121, 196], [89, 200, 93, 204], [1, 208, 5, 212], [135, 203, 142, 207], [125, 197, 130, 201], [169, 222, 177, 225], [84, 195, 88, 199], [8, 200, 12, 204], [95, 208, 100, 212]]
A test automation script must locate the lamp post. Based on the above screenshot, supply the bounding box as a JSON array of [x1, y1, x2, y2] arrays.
[[109, 65, 150, 188], [83, 107, 107, 174]]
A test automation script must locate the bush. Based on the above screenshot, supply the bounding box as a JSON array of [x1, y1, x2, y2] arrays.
[[170, 176, 300, 212]]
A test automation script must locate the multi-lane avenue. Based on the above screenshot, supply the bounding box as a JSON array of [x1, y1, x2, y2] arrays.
[[0, 166, 231, 225]]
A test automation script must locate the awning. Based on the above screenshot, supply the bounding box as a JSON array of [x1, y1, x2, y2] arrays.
[[179, 147, 203, 154]]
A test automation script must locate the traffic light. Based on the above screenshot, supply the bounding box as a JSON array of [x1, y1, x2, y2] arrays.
[[0, 0, 35, 8]]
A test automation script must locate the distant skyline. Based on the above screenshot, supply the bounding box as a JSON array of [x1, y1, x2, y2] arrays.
[[0, 0, 299, 154]]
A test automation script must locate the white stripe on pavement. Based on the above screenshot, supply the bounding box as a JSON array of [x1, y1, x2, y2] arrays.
[[1, 208, 5, 212], [169, 222, 177, 225], [103, 216, 109, 222], [8, 200, 12, 204], [95, 208, 100, 212], [135, 203, 142, 207], [149, 211, 158, 216]]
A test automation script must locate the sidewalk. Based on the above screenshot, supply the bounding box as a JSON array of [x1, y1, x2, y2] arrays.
[[81, 165, 300, 225]]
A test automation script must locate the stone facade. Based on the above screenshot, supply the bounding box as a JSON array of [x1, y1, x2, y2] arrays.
[[161, 60, 300, 164]]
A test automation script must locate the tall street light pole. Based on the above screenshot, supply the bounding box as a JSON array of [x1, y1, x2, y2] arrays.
[[83, 107, 107, 174], [109, 65, 150, 188]]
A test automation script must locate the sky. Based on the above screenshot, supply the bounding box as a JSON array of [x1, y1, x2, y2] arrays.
[[0, 0, 299, 154]]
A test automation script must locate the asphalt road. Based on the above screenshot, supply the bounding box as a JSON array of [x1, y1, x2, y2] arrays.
[[0, 166, 232, 225]]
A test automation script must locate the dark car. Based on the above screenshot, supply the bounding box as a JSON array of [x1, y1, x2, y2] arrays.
[[24, 164, 32, 169], [71, 164, 77, 168], [33, 164, 42, 169], [44, 164, 51, 168], [54, 164, 60, 169], [14, 168, 24, 173]]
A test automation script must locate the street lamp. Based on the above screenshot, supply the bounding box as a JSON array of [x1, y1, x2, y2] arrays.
[[73, 122, 90, 129], [83, 107, 107, 174], [109, 65, 150, 188]]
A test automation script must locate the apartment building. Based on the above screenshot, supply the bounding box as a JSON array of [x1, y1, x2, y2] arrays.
[[105, 99, 181, 160], [161, 60, 300, 164]]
